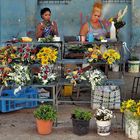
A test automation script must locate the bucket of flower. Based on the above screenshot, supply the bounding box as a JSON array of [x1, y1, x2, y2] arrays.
[[120, 99, 140, 140], [94, 107, 114, 136]]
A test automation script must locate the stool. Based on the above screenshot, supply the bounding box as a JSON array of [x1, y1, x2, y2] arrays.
[[131, 76, 140, 98]]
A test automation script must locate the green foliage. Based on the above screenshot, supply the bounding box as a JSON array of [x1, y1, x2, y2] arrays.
[[73, 108, 92, 121], [38, 35, 53, 43], [129, 55, 139, 61], [33, 105, 57, 121]]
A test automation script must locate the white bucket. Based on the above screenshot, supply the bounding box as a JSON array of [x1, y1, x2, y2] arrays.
[[96, 120, 111, 136], [112, 64, 119, 72], [128, 60, 140, 73]]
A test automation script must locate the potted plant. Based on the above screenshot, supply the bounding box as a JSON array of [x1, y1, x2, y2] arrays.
[[71, 108, 92, 136], [120, 99, 140, 140], [94, 107, 113, 136], [33, 104, 57, 135], [128, 55, 140, 73]]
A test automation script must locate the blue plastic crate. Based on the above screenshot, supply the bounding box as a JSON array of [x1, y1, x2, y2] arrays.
[[0, 87, 38, 112]]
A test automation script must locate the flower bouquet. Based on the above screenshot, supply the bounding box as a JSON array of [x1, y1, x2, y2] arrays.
[[120, 99, 140, 119], [16, 44, 37, 64], [35, 65, 57, 85], [120, 99, 140, 139], [0, 45, 17, 65], [94, 107, 114, 136], [85, 69, 106, 90], [65, 67, 87, 86], [102, 49, 120, 65], [36, 47, 58, 65], [109, 5, 128, 30], [4, 64, 31, 86], [86, 46, 102, 63], [94, 107, 113, 121]]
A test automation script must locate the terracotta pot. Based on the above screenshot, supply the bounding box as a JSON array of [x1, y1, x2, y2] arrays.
[[36, 119, 53, 135]]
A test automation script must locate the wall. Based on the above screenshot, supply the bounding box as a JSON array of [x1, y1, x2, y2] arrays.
[[0, 0, 37, 42], [0, 0, 138, 48], [131, 0, 140, 47]]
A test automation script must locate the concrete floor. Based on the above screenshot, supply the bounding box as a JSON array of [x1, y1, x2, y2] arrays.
[[0, 71, 140, 140]]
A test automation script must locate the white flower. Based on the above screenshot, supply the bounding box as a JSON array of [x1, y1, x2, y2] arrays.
[[6, 64, 31, 86]]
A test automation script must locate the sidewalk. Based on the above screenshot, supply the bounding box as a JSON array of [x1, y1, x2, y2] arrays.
[[0, 71, 140, 140]]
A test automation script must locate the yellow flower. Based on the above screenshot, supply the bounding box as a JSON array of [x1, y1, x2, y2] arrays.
[[42, 52, 47, 57], [103, 52, 109, 59], [88, 48, 93, 52], [137, 101, 140, 106], [126, 99, 135, 109], [49, 54, 57, 62], [108, 49, 116, 54], [42, 55, 49, 61], [137, 106, 140, 116], [72, 71, 78, 75], [91, 54, 98, 59], [114, 52, 121, 60], [10, 54, 16, 58], [107, 57, 115, 64], [37, 53, 43, 59], [109, 17, 113, 22], [41, 59, 48, 65], [52, 49, 58, 55], [44, 48, 52, 54]]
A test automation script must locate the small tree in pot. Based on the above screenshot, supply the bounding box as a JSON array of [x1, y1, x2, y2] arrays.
[[33, 104, 57, 135], [71, 108, 92, 136]]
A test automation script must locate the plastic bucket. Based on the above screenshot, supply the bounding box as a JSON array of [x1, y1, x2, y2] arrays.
[[128, 61, 140, 73], [96, 120, 111, 136]]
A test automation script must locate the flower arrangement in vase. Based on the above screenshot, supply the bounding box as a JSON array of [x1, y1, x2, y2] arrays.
[[16, 44, 37, 64], [85, 69, 106, 90], [120, 99, 140, 139], [86, 46, 102, 63], [4, 64, 31, 87], [102, 49, 120, 65], [34, 65, 57, 85], [0, 45, 17, 65], [65, 67, 87, 86], [36, 47, 58, 65], [108, 5, 128, 30], [94, 107, 114, 136]]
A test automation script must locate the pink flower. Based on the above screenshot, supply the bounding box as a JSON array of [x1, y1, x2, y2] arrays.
[[19, 48, 23, 53], [23, 53, 29, 59]]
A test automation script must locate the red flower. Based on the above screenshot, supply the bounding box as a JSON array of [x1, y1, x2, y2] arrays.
[[19, 48, 23, 53], [43, 75, 47, 80], [23, 53, 29, 59], [78, 69, 83, 74], [66, 69, 71, 73], [73, 75, 78, 79], [26, 47, 31, 52]]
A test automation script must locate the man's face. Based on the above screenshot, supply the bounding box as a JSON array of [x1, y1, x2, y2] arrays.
[[42, 11, 51, 21], [91, 7, 101, 23]]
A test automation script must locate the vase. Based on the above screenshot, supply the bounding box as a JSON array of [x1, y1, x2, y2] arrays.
[[124, 111, 140, 140], [128, 60, 140, 73], [112, 64, 119, 72], [96, 120, 111, 136]]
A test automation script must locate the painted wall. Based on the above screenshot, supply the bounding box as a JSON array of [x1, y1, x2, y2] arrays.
[[131, 0, 140, 47], [0, 0, 139, 48]]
